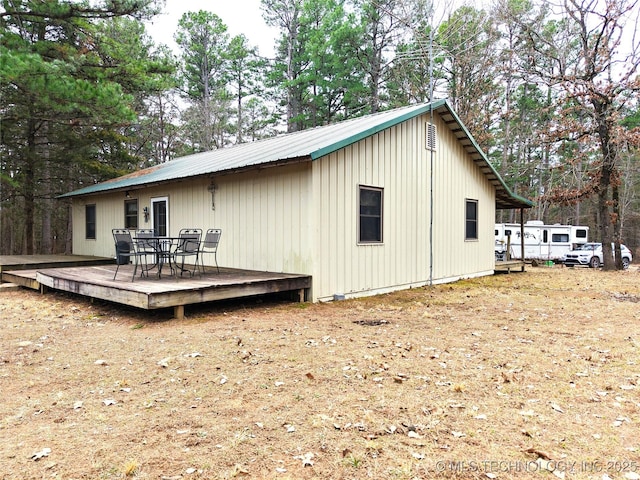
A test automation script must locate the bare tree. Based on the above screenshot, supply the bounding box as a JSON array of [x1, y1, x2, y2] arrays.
[[515, 0, 640, 269]]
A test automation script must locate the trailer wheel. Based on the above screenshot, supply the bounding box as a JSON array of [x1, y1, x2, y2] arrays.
[[589, 256, 600, 268], [622, 258, 630, 269]]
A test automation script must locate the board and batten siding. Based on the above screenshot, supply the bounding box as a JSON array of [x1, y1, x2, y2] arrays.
[[71, 164, 315, 276], [310, 112, 496, 301], [71, 177, 213, 258]]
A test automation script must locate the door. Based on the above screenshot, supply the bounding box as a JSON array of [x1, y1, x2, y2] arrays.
[[540, 228, 550, 258], [151, 197, 169, 236]]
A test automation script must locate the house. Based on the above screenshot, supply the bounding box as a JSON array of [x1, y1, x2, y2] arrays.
[[61, 99, 533, 302]]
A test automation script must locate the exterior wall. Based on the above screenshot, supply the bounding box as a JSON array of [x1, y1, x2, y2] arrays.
[[310, 112, 496, 301], [71, 164, 315, 275], [71, 112, 496, 303]]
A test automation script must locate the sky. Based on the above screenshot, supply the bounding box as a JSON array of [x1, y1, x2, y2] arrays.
[[145, 0, 278, 57]]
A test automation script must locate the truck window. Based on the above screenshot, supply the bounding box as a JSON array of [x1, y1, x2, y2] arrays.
[[552, 233, 570, 243], [576, 229, 587, 238], [505, 229, 512, 236]]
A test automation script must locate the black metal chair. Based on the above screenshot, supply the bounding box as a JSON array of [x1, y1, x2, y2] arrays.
[[198, 228, 222, 274], [173, 228, 202, 277], [112, 229, 151, 281]]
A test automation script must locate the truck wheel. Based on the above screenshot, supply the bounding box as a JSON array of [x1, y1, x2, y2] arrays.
[[622, 258, 630, 269], [589, 256, 600, 268]]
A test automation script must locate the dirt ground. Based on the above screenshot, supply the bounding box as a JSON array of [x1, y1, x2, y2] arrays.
[[1, 266, 639, 480]]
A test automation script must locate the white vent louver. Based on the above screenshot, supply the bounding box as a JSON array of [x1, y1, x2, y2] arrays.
[[426, 122, 436, 151]]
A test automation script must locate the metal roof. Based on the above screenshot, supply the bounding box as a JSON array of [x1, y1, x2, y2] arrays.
[[61, 99, 532, 210]]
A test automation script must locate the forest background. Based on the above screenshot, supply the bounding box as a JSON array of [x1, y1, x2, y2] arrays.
[[1, 0, 639, 269]]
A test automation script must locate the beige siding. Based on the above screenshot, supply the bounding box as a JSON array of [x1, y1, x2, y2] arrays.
[[72, 164, 314, 275], [311, 112, 495, 301], [71, 112, 496, 303]]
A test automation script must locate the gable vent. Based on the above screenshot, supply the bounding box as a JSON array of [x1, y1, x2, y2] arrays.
[[425, 122, 436, 151]]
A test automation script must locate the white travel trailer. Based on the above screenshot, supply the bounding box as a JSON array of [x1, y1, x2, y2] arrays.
[[495, 221, 589, 262]]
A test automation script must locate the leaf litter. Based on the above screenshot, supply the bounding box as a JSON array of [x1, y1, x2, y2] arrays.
[[0, 267, 639, 478]]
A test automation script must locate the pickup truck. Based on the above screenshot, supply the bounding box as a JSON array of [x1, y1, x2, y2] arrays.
[[563, 242, 632, 269]]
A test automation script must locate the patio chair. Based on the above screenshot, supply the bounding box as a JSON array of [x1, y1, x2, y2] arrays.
[[198, 228, 222, 274], [112, 229, 152, 281], [173, 228, 202, 277]]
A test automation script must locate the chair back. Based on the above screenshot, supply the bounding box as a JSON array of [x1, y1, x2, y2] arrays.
[[177, 228, 202, 254], [203, 228, 222, 251], [112, 229, 135, 250], [136, 229, 157, 252], [136, 228, 155, 238]]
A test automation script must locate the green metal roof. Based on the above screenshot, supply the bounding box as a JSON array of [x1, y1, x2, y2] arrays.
[[61, 99, 532, 210]]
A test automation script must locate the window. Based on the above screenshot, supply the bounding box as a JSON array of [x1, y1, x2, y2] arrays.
[[505, 229, 512, 236], [124, 199, 138, 229], [552, 233, 570, 243], [576, 229, 587, 239], [85, 204, 96, 240], [465, 199, 478, 240], [359, 186, 383, 243], [425, 122, 437, 151]]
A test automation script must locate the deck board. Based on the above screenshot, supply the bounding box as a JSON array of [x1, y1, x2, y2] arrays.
[[0, 254, 114, 272], [5, 263, 311, 317]]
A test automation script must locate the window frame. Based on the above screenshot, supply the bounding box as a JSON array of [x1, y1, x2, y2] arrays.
[[358, 185, 383, 244], [124, 199, 139, 229], [465, 199, 478, 241], [85, 204, 96, 240]]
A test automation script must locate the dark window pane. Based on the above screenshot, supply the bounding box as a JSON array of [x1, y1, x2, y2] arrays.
[[125, 200, 138, 229], [465, 200, 478, 240], [86, 205, 96, 240], [359, 187, 382, 243]]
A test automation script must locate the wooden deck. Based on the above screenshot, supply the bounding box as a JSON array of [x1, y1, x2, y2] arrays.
[[0, 254, 114, 272], [1, 257, 312, 319]]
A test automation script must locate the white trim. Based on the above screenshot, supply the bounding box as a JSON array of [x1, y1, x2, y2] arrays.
[[151, 196, 169, 236]]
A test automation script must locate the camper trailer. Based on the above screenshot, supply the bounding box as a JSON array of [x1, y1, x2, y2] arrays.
[[495, 221, 589, 262]]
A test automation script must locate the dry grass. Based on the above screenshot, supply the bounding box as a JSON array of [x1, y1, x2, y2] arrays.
[[1, 266, 639, 480]]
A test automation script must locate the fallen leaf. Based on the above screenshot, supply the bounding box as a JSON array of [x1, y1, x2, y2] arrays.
[[72, 401, 83, 410], [31, 448, 51, 461], [102, 399, 116, 406], [157, 358, 170, 368], [305, 372, 315, 380], [551, 403, 564, 413], [94, 359, 108, 366], [525, 447, 552, 460], [293, 452, 314, 467]]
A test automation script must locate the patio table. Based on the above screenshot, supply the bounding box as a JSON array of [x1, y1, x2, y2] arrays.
[[134, 237, 182, 279]]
